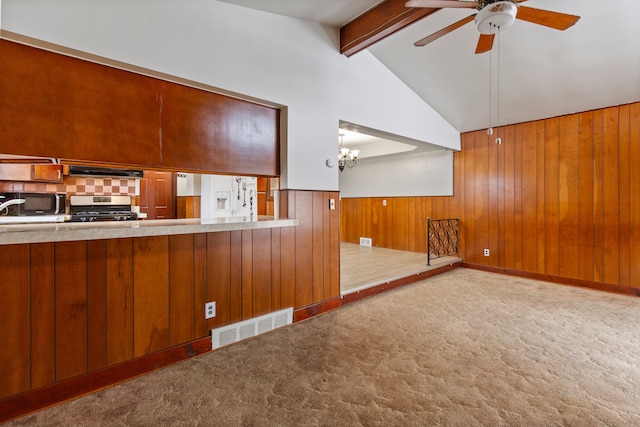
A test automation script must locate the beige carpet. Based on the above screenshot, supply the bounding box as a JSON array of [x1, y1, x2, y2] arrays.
[[8, 268, 640, 426]]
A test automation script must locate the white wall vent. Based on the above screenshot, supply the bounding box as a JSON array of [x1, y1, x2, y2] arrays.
[[211, 307, 293, 350], [360, 237, 372, 247]]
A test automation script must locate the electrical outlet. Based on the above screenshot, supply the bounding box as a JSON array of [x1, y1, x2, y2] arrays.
[[383, 200, 387, 206], [483, 249, 490, 257], [205, 301, 216, 319]]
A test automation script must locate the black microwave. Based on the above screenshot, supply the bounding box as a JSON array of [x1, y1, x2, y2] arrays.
[[0, 192, 66, 216]]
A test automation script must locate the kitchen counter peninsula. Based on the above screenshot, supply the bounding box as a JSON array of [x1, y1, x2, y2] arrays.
[[0, 216, 298, 245]]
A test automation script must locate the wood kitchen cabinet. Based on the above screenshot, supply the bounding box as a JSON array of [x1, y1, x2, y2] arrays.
[[1, 40, 279, 177], [32, 164, 63, 182], [0, 163, 63, 183]]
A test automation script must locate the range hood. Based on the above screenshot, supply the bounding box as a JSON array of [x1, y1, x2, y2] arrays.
[[67, 165, 144, 178]]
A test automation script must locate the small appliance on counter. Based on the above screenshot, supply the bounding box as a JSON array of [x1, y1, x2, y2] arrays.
[[68, 195, 138, 222], [0, 192, 66, 215], [0, 192, 67, 224]]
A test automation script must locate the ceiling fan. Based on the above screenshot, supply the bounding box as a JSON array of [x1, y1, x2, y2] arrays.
[[405, 0, 580, 54]]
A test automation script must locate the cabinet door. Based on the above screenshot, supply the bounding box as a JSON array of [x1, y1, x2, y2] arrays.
[[0, 163, 62, 183], [32, 164, 63, 182], [0, 164, 32, 181], [139, 171, 176, 219]]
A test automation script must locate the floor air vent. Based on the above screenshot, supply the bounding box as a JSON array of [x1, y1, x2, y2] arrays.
[[211, 307, 293, 350], [360, 237, 372, 247]]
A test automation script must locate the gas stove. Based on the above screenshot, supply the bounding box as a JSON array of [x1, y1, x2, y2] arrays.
[[68, 195, 138, 222], [68, 210, 138, 222]]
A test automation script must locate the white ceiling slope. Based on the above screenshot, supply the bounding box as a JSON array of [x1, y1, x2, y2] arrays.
[[218, 0, 640, 133]]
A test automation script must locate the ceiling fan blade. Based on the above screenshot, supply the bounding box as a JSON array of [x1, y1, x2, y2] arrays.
[[414, 14, 476, 47], [516, 6, 580, 30], [475, 33, 495, 54], [405, 0, 478, 9]]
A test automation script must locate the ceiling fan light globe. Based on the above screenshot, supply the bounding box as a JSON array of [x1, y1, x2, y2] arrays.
[[475, 1, 517, 34]]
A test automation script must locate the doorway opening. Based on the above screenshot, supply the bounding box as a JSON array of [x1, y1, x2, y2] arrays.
[[337, 122, 459, 295]]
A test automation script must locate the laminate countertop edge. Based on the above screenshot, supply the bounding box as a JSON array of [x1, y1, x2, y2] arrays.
[[0, 216, 299, 245]]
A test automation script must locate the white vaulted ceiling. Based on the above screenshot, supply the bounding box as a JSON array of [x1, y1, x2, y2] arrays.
[[217, 0, 640, 134]]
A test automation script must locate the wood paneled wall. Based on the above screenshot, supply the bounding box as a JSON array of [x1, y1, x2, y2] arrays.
[[0, 190, 339, 401], [340, 196, 458, 252], [281, 190, 341, 308], [0, 39, 278, 176], [341, 101, 640, 290], [458, 102, 640, 288]]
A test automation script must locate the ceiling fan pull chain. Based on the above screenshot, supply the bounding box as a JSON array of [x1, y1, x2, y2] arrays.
[[496, 27, 502, 145], [487, 24, 493, 136]]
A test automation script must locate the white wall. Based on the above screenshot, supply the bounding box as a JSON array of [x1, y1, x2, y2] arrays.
[[339, 150, 454, 198], [176, 173, 201, 197], [1, 0, 460, 192]]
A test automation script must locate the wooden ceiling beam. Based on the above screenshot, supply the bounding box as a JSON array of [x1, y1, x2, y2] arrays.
[[340, 0, 440, 57]]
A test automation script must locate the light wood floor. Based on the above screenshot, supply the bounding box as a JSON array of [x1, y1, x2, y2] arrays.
[[340, 242, 460, 294]]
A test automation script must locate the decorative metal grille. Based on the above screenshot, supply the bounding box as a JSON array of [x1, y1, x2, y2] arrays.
[[427, 218, 459, 266]]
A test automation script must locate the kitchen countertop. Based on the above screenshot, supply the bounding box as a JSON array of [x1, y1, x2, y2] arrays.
[[0, 214, 67, 224], [0, 216, 299, 245]]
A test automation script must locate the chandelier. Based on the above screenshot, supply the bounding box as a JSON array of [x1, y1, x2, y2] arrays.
[[338, 133, 359, 172]]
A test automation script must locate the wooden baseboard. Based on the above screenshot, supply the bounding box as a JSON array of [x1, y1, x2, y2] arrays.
[[293, 296, 342, 322], [341, 261, 461, 305], [0, 337, 212, 424], [461, 263, 640, 297]]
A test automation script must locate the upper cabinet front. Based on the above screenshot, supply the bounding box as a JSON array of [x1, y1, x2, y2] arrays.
[[0, 163, 62, 183], [0, 40, 279, 177], [160, 82, 279, 176]]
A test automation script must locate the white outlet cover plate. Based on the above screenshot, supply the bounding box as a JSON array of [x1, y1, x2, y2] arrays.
[[205, 302, 216, 319]]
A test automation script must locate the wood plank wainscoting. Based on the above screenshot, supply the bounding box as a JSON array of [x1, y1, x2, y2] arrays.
[[0, 190, 340, 421], [341, 101, 640, 295], [340, 195, 460, 253]]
